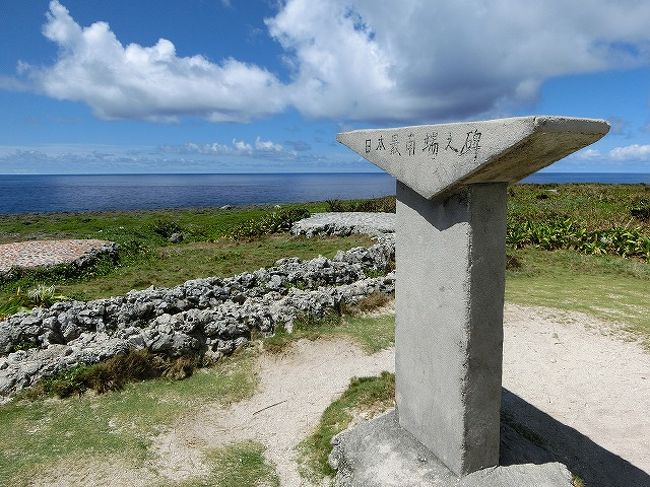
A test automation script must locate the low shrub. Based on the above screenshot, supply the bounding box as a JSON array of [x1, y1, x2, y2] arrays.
[[0, 285, 69, 320], [152, 219, 182, 238], [325, 199, 351, 212], [229, 208, 310, 239], [630, 197, 650, 221], [26, 284, 69, 307], [29, 350, 197, 399], [0, 288, 31, 319], [507, 218, 650, 260], [505, 253, 522, 270], [326, 196, 395, 213]]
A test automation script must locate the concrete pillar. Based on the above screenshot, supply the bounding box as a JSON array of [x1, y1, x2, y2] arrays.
[[395, 181, 507, 476], [336, 116, 609, 478]]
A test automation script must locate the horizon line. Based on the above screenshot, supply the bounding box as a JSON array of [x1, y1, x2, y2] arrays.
[[1, 171, 650, 176]]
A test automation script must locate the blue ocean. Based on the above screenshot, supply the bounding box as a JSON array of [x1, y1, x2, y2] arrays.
[[1, 172, 648, 215]]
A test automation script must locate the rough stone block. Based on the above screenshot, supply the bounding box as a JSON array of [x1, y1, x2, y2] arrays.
[[337, 116, 609, 200]]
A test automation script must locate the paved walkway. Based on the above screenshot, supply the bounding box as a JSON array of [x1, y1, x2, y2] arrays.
[[0, 239, 114, 273]]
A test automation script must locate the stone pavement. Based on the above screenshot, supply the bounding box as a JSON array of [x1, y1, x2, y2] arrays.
[[291, 212, 395, 238], [0, 239, 116, 274]]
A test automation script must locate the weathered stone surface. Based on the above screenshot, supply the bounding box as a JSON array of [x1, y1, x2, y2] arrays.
[[292, 212, 396, 238], [0, 238, 395, 400], [329, 410, 573, 487], [337, 116, 609, 200], [395, 182, 506, 475], [168, 232, 184, 244]]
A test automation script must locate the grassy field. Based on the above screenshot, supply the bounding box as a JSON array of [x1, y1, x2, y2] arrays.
[[506, 183, 650, 232], [0, 202, 332, 245], [175, 442, 280, 487], [506, 247, 650, 343], [0, 184, 648, 484], [0, 201, 372, 311], [0, 184, 648, 338], [56, 234, 372, 301], [0, 349, 258, 486]]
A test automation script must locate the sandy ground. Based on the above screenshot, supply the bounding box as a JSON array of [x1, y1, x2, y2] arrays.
[[153, 339, 395, 486], [28, 303, 650, 486]]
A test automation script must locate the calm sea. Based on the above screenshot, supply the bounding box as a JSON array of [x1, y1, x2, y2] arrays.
[[0, 172, 648, 215]]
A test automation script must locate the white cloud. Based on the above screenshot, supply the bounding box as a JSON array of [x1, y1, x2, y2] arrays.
[[575, 148, 602, 160], [254, 137, 284, 152], [20, 1, 287, 122], [231, 140, 253, 154], [608, 144, 650, 160], [161, 137, 307, 160], [267, 0, 650, 121], [8, 1, 650, 123]]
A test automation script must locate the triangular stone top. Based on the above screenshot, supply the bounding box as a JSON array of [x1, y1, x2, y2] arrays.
[[337, 116, 609, 200]]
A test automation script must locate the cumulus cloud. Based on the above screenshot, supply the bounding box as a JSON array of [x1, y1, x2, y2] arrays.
[[570, 144, 650, 163], [254, 137, 284, 152], [608, 144, 650, 160], [267, 0, 650, 121], [19, 1, 287, 122], [8, 0, 650, 123]]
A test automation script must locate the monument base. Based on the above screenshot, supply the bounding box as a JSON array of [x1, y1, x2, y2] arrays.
[[328, 410, 572, 487]]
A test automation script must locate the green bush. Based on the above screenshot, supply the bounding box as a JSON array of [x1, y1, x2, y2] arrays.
[[0, 285, 70, 320], [26, 284, 69, 307], [507, 217, 650, 260], [152, 219, 182, 238], [229, 208, 310, 239], [630, 197, 650, 221], [355, 196, 396, 213], [326, 196, 395, 213]]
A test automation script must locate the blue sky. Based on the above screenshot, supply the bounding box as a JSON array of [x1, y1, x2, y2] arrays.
[[1, 0, 650, 174]]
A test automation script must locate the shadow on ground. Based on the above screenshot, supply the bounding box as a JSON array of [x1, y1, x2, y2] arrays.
[[501, 389, 649, 487]]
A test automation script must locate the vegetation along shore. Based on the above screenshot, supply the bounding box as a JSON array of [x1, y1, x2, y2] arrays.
[[0, 183, 648, 486]]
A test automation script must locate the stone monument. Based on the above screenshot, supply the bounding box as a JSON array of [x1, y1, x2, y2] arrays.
[[335, 116, 609, 480]]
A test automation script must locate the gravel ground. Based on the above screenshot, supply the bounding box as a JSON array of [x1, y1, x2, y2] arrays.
[[0, 239, 115, 273]]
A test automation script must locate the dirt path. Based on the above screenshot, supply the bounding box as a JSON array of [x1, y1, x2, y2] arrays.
[[150, 304, 649, 486], [502, 304, 650, 478], [29, 303, 649, 486], [153, 339, 395, 486]]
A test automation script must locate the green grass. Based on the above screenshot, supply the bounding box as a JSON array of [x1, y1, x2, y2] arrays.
[[0, 350, 257, 486], [506, 248, 650, 343], [177, 441, 279, 487], [0, 233, 372, 306], [297, 372, 395, 481], [2, 184, 648, 312], [0, 202, 338, 311], [57, 234, 372, 301], [0, 203, 329, 245], [262, 299, 395, 356], [507, 184, 650, 233]]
